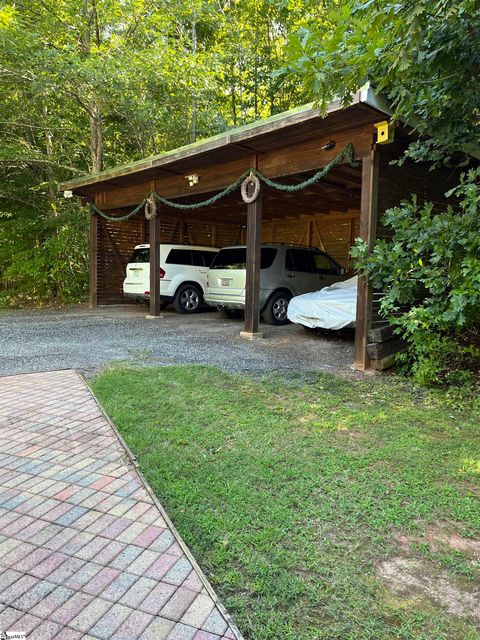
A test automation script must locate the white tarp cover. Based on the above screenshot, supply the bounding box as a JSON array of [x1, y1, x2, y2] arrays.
[[287, 276, 358, 330]]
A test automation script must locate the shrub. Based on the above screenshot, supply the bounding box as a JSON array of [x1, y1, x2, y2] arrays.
[[351, 168, 480, 387], [0, 201, 89, 307]]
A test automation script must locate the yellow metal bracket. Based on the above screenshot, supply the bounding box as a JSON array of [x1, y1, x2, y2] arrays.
[[374, 121, 394, 145]]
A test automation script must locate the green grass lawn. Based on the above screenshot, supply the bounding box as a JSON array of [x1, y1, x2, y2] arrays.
[[91, 366, 480, 640]]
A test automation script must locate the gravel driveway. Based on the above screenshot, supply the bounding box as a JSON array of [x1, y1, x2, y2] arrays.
[[0, 305, 355, 377]]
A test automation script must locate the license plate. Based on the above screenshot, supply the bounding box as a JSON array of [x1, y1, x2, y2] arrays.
[[220, 278, 232, 287]]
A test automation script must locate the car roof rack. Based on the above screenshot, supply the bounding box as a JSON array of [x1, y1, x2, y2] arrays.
[[261, 243, 322, 250]]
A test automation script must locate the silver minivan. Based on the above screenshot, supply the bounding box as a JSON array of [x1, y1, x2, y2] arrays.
[[205, 244, 347, 325]]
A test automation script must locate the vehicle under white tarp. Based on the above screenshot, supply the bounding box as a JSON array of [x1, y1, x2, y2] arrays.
[[287, 276, 358, 330]]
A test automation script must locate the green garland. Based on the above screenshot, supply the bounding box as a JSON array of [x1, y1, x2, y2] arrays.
[[90, 199, 147, 222], [90, 143, 357, 221]]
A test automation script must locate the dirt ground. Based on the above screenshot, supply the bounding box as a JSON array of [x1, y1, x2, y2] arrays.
[[378, 522, 480, 626]]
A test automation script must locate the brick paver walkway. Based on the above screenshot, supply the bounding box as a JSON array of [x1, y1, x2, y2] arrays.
[[0, 370, 242, 640]]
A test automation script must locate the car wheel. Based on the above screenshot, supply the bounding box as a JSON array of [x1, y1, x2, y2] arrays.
[[173, 284, 202, 314], [262, 291, 291, 325], [217, 307, 243, 319]]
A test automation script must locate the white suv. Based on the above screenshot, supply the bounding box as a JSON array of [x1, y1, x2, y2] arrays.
[[123, 244, 219, 313]]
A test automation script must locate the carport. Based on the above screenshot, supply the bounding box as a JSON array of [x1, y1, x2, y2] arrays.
[[60, 87, 456, 370]]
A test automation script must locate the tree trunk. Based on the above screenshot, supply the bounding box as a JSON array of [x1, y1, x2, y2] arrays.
[[253, 7, 259, 119], [230, 61, 237, 126], [89, 100, 103, 173], [191, 12, 197, 143], [81, 0, 103, 173], [43, 105, 56, 206], [267, 26, 275, 115]]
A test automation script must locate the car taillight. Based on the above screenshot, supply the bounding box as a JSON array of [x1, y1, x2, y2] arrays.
[[159, 268, 165, 279]]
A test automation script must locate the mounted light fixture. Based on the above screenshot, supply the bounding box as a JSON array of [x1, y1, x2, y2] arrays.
[[63, 189, 73, 199], [321, 140, 336, 151], [185, 174, 199, 187]]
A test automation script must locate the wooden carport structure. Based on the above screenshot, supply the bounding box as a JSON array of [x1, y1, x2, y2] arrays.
[[60, 87, 456, 370]]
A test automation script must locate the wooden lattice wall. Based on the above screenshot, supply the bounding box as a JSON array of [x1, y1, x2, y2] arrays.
[[262, 217, 359, 268], [96, 216, 143, 305]]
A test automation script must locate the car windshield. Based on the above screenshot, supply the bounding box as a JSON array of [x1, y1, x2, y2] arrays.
[[129, 248, 150, 263], [210, 247, 277, 270]]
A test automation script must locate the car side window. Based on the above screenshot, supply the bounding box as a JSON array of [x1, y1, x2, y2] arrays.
[[260, 248, 278, 269], [201, 251, 218, 267], [165, 249, 192, 265], [129, 248, 149, 263], [191, 251, 204, 266], [313, 252, 339, 274], [285, 249, 315, 273]]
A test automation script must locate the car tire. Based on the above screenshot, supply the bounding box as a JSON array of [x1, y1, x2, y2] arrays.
[[173, 284, 202, 314], [262, 291, 292, 325], [217, 307, 243, 319]]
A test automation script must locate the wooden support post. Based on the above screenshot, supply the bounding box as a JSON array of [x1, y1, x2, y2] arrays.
[[354, 149, 379, 370], [168, 224, 177, 243], [349, 216, 356, 268], [314, 222, 327, 252], [242, 182, 263, 339], [148, 207, 161, 317], [89, 211, 98, 308], [306, 221, 313, 247]]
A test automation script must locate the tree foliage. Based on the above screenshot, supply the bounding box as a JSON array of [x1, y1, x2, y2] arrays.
[[0, 0, 328, 306], [283, 0, 480, 386], [351, 169, 480, 387], [282, 0, 480, 164]]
